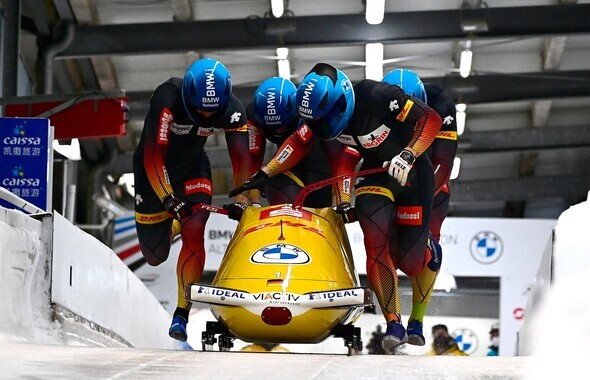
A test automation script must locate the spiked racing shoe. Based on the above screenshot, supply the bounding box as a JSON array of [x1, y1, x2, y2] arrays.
[[381, 321, 408, 354], [407, 319, 425, 346], [169, 315, 188, 342]]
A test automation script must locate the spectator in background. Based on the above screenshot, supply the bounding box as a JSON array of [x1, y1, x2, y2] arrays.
[[366, 324, 387, 355], [487, 323, 500, 356], [425, 324, 468, 356]]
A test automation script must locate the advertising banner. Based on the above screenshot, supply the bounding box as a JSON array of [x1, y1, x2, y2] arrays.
[[0, 118, 53, 212]]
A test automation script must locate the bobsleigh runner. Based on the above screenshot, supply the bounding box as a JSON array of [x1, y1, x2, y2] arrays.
[[185, 168, 386, 355]]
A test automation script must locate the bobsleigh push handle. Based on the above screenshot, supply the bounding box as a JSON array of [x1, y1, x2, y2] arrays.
[[193, 203, 229, 215], [292, 167, 388, 209]]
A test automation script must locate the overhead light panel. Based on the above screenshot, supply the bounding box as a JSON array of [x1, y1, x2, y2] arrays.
[[118, 173, 135, 196], [271, 0, 284, 18], [277, 47, 290, 78], [450, 157, 461, 180], [53, 138, 81, 161], [365, 0, 385, 25], [276, 47, 288, 60], [456, 103, 466, 135], [459, 50, 473, 78], [434, 272, 457, 292], [460, 19, 488, 33], [365, 43, 384, 80]]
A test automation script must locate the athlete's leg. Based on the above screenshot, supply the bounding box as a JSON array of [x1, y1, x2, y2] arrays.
[[389, 157, 439, 345], [175, 209, 209, 307], [355, 180, 401, 324], [167, 152, 213, 341], [299, 148, 332, 208], [430, 184, 450, 242], [134, 213, 173, 265], [266, 171, 305, 205], [408, 183, 447, 339], [406, 234, 442, 345], [406, 187, 449, 344], [133, 150, 174, 266], [392, 156, 434, 276]]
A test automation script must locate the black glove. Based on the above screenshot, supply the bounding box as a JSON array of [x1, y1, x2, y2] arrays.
[[163, 194, 193, 220], [228, 170, 269, 198], [223, 202, 248, 221], [335, 202, 357, 224]]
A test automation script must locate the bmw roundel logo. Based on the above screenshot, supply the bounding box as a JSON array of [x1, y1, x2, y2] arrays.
[[341, 79, 351, 92], [452, 328, 478, 355], [469, 231, 503, 264], [251, 244, 310, 264]]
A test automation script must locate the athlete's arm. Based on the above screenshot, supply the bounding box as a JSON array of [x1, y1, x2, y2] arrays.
[[431, 136, 457, 194], [261, 123, 314, 177], [369, 81, 443, 185], [225, 122, 264, 203], [426, 85, 458, 193], [246, 120, 267, 172], [327, 144, 361, 204], [395, 96, 442, 158], [141, 83, 176, 201]]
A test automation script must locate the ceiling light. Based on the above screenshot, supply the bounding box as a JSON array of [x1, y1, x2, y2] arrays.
[[118, 173, 135, 196], [53, 138, 81, 161], [434, 272, 457, 292], [365, 43, 383, 80], [276, 47, 290, 78], [271, 0, 284, 18], [459, 50, 473, 78], [460, 19, 488, 33], [365, 0, 385, 25], [277, 59, 290, 79], [450, 157, 461, 180], [276, 47, 289, 60], [278, 61, 290, 79], [456, 103, 466, 135]]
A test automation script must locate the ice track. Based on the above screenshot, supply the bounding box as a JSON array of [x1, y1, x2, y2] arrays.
[[1, 339, 530, 380]]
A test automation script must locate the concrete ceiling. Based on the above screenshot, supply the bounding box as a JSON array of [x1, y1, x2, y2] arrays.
[[4, 0, 590, 220]]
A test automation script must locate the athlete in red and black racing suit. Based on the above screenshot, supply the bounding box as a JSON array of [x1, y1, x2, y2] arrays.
[[423, 83, 458, 243], [133, 59, 260, 342], [332, 79, 442, 353], [244, 76, 336, 208]]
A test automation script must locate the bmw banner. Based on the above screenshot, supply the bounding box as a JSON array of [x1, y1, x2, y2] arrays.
[[0, 118, 53, 212]]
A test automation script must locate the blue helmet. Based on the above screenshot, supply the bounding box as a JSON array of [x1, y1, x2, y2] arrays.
[[382, 69, 427, 103], [182, 58, 232, 115], [252, 77, 298, 140], [296, 63, 354, 140]]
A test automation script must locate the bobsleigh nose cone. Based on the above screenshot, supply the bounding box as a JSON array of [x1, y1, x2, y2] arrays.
[[261, 306, 292, 326]]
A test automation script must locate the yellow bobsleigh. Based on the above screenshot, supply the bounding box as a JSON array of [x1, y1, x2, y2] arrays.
[[185, 203, 373, 355]]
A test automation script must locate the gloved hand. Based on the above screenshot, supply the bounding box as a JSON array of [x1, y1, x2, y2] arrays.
[[383, 149, 416, 186], [228, 170, 269, 198], [163, 194, 193, 220], [223, 202, 248, 221], [335, 202, 357, 224]]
